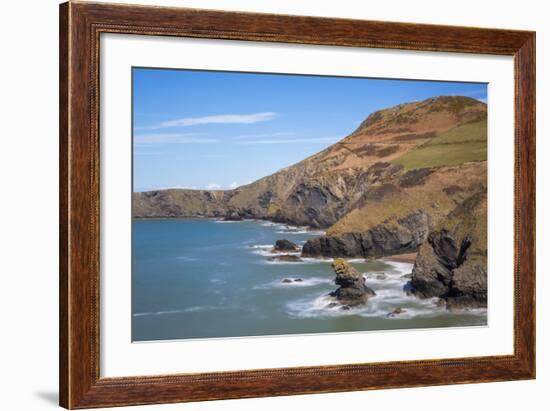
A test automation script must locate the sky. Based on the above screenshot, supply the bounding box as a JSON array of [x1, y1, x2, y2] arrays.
[[132, 68, 487, 192]]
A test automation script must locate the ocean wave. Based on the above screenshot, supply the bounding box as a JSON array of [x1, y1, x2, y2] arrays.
[[133, 305, 218, 317], [275, 229, 326, 236], [254, 277, 332, 290], [214, 220, 247, 224], [259, 256, 332, 265], [286, 292, 448, 320], [175, 256, 198, 262]]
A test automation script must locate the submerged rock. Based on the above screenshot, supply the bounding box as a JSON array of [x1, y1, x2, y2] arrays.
[[273, 239, 300, 252], [269, 254, 303, 262], [282, 278, 303, 283], [329, 259, 376, 306], [387, 307, 406, 317]]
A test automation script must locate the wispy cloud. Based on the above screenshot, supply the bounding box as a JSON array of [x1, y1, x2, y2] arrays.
[[231, 131, 296, 140], [229, 182, 239, 189], [236, 136, 339, 145], [136, 112, 278, 131], [134, 133, 218, 145], [205, 183, 222, 190]]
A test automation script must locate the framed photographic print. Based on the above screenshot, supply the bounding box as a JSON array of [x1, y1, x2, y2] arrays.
[[59, 1, 535, 409]]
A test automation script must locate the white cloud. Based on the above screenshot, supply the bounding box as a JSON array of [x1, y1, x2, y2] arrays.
[[138, 112, 278, 130], [229, 182, 238, 189], [205, 183, 222, 190], [134, 133, 218, 145], [236, 137, 339, 145], [232, 131, 296, 140]]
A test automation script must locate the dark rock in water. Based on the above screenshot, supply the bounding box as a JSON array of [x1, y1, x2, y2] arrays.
[[223, 212, 243, 221], [273, 239, 300, 252], [302, 210, 431, 258], [411, 192, 487, 309], [340, 305, 351, 311], [401, 273, 413, 279], [282, 278, 303, 283], [376, 273, 388, 280], [329, 259, 375, 306], [387, 307, 406, 317], [411, 229, 487, 309], [269, 254, 303, 262]]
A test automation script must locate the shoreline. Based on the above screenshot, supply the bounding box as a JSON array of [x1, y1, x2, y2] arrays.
[[381, 253, 418, 264], [133, 216, 326, 233]]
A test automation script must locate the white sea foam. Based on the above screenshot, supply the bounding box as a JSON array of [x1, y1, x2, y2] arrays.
[[260, 256, 332, 265], [133, 305, 218, 317], [254, 277, 332, 290], [285, 260, 467, 320], [275, 228, 326, 236], [175, 256, 198, 262], [214, 220, 247, 224]]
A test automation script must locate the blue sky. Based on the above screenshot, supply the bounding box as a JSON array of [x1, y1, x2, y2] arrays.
[[133, 68, 487, 192]]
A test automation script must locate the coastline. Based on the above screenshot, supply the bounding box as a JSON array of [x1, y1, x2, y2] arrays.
[[381, 253, 418, 264]]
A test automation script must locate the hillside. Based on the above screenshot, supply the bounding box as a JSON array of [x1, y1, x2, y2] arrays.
[[134, 96, 487, 233]]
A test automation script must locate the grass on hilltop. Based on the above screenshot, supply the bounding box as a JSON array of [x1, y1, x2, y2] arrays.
[[392, 118, 487, 170]]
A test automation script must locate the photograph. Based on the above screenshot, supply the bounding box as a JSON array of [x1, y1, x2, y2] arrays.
[[131, 68, 488, 341]]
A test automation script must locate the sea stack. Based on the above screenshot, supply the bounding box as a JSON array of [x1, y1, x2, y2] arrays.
[[330, 259, 376, 307], [273, 239, 300, 252]]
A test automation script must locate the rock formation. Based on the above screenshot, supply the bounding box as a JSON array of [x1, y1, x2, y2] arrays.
[[411, 192, 487, 309], [329, 259, 376, 307], [302, 209, 431, 258], [272, 239, 300, 252]]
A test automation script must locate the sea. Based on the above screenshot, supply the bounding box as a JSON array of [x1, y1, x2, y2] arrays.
[[132, 219, 487, 341]]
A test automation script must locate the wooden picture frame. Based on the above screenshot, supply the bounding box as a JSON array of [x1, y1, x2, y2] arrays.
[[59, 1, 535, 408]]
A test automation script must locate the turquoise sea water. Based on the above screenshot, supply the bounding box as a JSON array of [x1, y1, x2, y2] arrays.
[[132, 219, 487, 341]]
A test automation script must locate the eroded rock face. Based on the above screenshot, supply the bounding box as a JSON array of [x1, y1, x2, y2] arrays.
[[411, 192, 487, 309], [329, 259, 375, 306], [302, 210, 431, 258]]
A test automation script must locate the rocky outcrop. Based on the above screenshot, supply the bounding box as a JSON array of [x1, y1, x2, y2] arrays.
[[273, 239, 300, 252], [302, 210, 431, 258], [223, 212, 243, 221], [329, 259, 376, 306], [411, 192, 487, 309]]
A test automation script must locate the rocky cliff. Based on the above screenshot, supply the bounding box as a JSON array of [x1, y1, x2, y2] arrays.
[[410, 191, 487, 309]]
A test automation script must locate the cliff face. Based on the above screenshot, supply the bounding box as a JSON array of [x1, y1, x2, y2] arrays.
[[410, 191, 487, 309]]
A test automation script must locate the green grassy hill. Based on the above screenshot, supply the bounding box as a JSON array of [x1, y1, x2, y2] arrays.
[[392, 118, 487, 170]]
